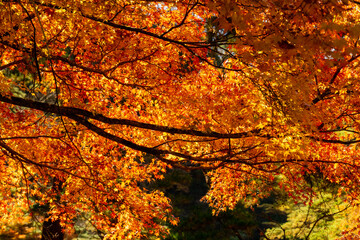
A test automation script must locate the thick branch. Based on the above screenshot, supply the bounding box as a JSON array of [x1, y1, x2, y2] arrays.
[[0, 94, 266, 139]]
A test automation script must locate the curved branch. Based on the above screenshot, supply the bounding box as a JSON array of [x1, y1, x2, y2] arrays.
[[305, 205, 350, 240], [0, 94, 267, 139]]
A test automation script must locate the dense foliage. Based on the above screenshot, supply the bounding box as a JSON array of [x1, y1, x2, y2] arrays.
[[2, 0, 360, 238]]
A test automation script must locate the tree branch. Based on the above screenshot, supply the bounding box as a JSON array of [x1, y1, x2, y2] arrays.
[[0, 94, 267, 139]]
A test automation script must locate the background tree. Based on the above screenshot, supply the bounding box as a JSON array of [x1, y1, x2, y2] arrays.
[[1, 0, 360, 238]]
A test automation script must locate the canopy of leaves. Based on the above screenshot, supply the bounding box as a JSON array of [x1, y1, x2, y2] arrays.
[[1, 0, 360, 238]]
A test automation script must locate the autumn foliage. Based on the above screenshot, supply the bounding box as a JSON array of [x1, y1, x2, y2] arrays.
[[1, 0, 360, 238]]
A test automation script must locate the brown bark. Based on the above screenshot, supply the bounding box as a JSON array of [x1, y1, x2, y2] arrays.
[[41, 216, 64, 240]]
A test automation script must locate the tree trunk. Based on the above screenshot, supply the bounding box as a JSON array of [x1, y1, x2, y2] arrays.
[[41, 216, 64, 240]]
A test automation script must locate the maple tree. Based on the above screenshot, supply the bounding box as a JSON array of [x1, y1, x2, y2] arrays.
[[2, 0, 360, 238]]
